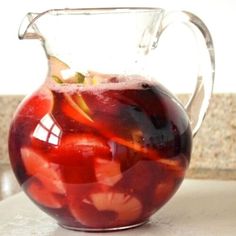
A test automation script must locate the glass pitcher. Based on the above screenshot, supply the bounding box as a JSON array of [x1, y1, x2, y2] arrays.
[[9, 8, 214, 232]]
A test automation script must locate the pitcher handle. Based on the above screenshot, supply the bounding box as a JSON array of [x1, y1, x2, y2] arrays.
[[159, 11, 215, 137]]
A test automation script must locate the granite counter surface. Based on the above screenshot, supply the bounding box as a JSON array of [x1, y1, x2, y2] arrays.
[[0, 93, 236, 180]]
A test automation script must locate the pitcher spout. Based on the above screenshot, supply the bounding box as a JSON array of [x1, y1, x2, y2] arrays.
[[18, 12, 43, 40]]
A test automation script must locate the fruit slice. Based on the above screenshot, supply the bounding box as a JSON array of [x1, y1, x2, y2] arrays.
[[94, 158, 122, 186], [49, 56, 70, 79], [71, 94, 90, 115], [56, 134, 111, 183], [63, 93, 93, 125], [70, 191, 142, 227], [49, 56, 85, 83], [21, 147, 65, 194], [109, 136, 187, 175], [156, 154, 187, 178], [84, 71, 111, 85], [90, 192, 142, 224], [57, 134, 110, 158], [27, 181, 64, 208]]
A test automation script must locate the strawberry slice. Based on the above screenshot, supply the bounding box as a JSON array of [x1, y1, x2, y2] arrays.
[[51, 134, 112, 184], [94, 158, 122, 186], [26, 181, 64, 208], [70, 191, 142, 227], [52, 134, 111, 164], [21, 147, 65, 194], [61, 134, 109, 152]]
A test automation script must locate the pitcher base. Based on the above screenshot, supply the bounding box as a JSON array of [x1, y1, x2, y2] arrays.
[[59, 220, 148, 232]]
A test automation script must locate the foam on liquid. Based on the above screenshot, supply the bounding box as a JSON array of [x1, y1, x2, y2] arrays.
[[47, 74, 156, 94]]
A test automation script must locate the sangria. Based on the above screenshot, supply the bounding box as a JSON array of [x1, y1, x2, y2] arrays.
[[9, 56, 192, 230]]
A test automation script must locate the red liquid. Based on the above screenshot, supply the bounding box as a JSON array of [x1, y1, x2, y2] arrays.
[[8, 76, 192, 230]]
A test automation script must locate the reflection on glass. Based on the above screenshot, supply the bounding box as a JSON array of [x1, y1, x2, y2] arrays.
[[32, 114, 62, 145]]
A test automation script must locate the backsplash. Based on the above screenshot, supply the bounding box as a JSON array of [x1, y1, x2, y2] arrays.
[[1, 94, 236, 179]]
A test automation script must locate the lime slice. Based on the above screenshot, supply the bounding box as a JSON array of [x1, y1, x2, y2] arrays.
[[52, 75, 63, 84]]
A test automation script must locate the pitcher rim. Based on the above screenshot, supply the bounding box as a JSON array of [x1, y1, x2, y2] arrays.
[[19, 7, 164, 40], [33, 7, 164, 19], [44, 7, 164, 14]]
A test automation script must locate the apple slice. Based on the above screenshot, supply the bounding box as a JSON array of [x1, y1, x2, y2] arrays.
[[49, 56, 70, 79], [84, 71, 112, 85], [94, 158, 122, 186], [27, 181, 64, 209], [21, 147, 65, 194], [49, 56, 85, 84], [56, 134, 111, 184], [63, 93, 93, 125]]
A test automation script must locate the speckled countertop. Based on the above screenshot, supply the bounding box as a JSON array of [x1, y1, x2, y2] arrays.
[[0, 93, 236, 180]]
